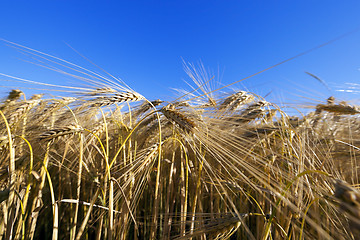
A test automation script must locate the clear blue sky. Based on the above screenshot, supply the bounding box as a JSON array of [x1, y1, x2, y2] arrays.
[[1, 1, 360, 111]]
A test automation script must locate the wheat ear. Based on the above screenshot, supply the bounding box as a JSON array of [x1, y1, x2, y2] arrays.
[[220, 91, 254, 110], [160, 104, 196, 132], [91, 91, 144, 107], [39, 124, 83, 141]]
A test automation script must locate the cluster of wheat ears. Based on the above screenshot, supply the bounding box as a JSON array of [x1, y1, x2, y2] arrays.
[[0, 42, 360, 240]]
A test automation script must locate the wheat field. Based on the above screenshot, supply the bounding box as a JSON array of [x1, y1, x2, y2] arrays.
[[0, 43, 360, 240]]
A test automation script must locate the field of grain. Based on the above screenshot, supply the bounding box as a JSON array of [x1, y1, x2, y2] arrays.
[[0, 45, 360, 240]]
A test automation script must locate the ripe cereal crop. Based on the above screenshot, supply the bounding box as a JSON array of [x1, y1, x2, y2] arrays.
[[0, 41, 359, 240]]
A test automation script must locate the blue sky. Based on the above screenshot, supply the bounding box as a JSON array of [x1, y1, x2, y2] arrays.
[[1, 1, 360, 112]]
